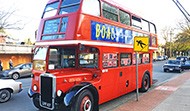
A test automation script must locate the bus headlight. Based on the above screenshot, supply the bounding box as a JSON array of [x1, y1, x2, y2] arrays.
[[33, 85, 38, 91], [57, 90, 62, 97]]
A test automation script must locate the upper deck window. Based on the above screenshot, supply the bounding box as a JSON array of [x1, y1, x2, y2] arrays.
[[102, 2, 118, 22], [150, 23, 156, 34], [43, 2, 59, 18], [82, 0, 100, 16], [43, 18, 60, 34], [119, 10, 130, 26], [42, 17, 68, 40], [142, 19, 149, 32], [59, 0, 80, 14], [132, 16, 142, 29]]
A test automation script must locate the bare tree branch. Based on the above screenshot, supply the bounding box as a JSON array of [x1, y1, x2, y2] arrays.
[[0, 8, 24, 31]]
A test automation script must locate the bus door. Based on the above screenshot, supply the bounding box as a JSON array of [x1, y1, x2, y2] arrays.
[[99, 53, 120, 102], [118, 53, 134, 95]]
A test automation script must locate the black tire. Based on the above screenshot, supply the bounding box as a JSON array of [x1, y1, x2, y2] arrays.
[[12, 73, 20, 80], [0, 89, 11, 103], [139, 73, 150, 92], [71, 89, 94, 111], [32, 94, 44, 110]]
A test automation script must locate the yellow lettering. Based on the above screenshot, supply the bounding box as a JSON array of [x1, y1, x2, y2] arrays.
[[96, 24, 101, 38], [106, 27, 111, 39], [111, 28, 115, 40], [102, 25, 106, 38]]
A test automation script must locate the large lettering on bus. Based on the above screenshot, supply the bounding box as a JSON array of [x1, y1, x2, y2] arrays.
[[91, 21, 133, 44]]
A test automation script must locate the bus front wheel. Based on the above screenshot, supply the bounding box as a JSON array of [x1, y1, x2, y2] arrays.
[[71, 89, 94, 111], [139, 73, 150, 92]]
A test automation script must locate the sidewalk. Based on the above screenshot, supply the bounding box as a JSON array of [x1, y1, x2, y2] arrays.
[[112, 71, 190, 111]]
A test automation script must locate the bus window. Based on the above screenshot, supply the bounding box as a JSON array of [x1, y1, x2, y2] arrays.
[[103, 53, 118, 68], [48, 47, 76, 69], [151, 36, 157, 46], [132, 16, 142, 29], [142, 19, 149, 32], [60, 17, 69, 32], [43, 2, 59, 18], [43, 18, 60, 34], [79, 47, 98, 68], [119, 10, 130, 26], [82, 0, 100, 16], [150, 23, 156, 34], [120, 53, 132, 66], [59, 0, 80, 14], [102, 2, 118, 22], [142, 53, 150, 64]]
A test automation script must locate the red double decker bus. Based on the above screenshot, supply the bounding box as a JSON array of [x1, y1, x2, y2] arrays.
[[28, 0, 158, 111]]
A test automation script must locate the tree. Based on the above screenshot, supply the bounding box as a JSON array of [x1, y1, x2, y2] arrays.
[[160, 26, 174, 57], [174, 20, 190, 56], [0, 8, 24, 32]]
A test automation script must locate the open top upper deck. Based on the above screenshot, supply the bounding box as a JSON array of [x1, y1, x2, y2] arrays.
[[36, 0, 158, 48]]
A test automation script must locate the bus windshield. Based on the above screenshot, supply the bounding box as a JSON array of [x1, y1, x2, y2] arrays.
[[33, 47, 48, 60]]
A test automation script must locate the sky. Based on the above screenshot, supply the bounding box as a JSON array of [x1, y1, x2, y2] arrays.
[[0, 0, 190, 43]]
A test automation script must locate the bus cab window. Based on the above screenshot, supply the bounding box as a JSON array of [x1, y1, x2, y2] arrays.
[[48, 47, 76, 69]]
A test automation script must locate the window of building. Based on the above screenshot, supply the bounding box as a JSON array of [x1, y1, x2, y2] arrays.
[[120, 53, 132, 66], [119, 10, 130, 26], [82, 0, 100, 16], [102, 2, 118, 22]]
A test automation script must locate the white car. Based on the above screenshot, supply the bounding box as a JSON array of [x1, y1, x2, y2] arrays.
[[0, 79, 22, 103]]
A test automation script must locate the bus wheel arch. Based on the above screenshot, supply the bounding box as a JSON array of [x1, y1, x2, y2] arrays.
[[139, 71, 150, 92], [64, 82, 99, 111], [71, 89, 94, 111]]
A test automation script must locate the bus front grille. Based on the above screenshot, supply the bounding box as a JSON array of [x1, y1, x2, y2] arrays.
[[40, 74, 56, 110]]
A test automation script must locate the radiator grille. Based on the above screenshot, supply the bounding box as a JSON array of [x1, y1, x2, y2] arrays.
[[40, 74, 56, 110]]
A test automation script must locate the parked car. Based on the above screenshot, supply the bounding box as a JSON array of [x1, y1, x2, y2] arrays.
[[0, 63, 32, 80], [163, 60, 183, 73], [163, 55, 168, 60], [176, 56, 189, 63], [156, 56, 164, 61], [0, 79, 22, 103], [181, 60, 190, 70]]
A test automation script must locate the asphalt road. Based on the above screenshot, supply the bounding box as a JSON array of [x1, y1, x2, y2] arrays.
[[0, 60, 186, 111]]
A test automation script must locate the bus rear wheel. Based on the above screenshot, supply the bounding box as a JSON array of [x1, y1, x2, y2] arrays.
[[139, 73, 150, 92], [71, 89, 94, 111]]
